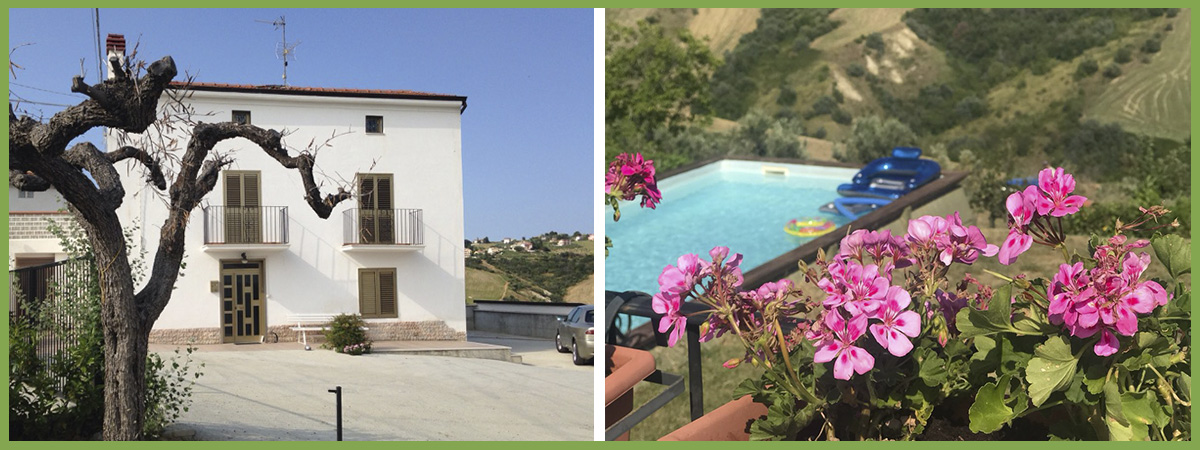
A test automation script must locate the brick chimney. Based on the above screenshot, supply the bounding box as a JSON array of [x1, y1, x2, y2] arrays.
[[105, 34, 126, 80]]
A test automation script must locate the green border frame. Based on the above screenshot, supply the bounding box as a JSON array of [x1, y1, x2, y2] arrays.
[[4, 3, 1197, 445]]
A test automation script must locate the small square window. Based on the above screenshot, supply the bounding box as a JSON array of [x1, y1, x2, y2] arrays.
[[366, 115, 383, 134], [18, 190, 34, 199], [232, 110, 251, 125]]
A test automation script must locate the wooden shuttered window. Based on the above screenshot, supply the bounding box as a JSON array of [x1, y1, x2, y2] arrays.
[[224, 171, 262, 243], [356, 173, 395, 244], [359, 268, 397, 318]]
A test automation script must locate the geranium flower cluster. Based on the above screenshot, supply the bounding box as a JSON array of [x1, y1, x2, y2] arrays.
[[906, 212, 999, 267], [807, 257, 919, 380], [999, 167, 1087, 265], [1048, 235, 1172, 357], [653, 247, 804, 368], [605, 152, 661, 210]]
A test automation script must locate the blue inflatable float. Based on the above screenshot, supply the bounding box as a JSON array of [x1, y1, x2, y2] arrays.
[[820, 147, 941, 219]]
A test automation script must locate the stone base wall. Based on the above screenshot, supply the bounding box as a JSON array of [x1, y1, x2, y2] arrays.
[[148, 327, 223, 345], [149, 320, 464, 345]]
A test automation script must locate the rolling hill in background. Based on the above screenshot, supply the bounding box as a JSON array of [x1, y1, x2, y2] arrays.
[[465, 237, 594, 304], [607, 8, 1190, 165]]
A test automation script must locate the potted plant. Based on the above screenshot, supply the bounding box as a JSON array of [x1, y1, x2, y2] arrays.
[[648, 167, 1190, 440]]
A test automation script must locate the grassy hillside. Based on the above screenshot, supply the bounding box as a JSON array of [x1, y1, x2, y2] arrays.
[[1084, 9, 1190, 140], [465, 239, 595, 304]]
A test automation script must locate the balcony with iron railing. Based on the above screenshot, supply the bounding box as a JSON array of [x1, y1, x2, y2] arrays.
[[342, 208, 424, 252], [202, 206, 290, 252]]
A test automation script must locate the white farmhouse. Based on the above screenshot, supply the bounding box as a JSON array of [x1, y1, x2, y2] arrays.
[[9, 35, 469, 345]]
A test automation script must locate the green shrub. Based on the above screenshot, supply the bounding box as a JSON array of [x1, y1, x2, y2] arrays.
[[9, 221, 200, 440], [1141, 37, 1161, 54], [1114, 46, 1133, 64], [1074, 58, 1099, 79], [324, 314, 372, 355], [846, 63, 866, 77], [1102, 63, 1122, 78]]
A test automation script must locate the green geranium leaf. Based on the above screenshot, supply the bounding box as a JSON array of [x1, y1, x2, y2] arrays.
[[1121, 390, 1168, 428], [1082, 364, 1108, 395], [969, 375, 1016, 433], [957, 284, 1017, 339], [918, 349, 949, 387], [1025, 335, 1077, 407], [1151, 234, 1190, 279], [1177, 373, 1191, 405]]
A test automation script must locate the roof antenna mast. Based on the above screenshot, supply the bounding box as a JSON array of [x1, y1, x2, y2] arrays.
[[256, 15, 299, 86]]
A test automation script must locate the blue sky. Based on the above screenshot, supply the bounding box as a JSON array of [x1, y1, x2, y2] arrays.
[[7, 8, 594, 240]]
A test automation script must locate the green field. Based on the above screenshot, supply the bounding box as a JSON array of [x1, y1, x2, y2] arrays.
[[1085, 9, 1191, 140]]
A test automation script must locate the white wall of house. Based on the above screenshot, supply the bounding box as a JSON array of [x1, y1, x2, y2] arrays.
[[7, 187, 70, 266], [110, 89, 467, 336]]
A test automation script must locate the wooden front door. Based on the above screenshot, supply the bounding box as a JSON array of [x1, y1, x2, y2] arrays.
[[220, 260, 265, 343], [357, 174, 395, 244], [224, 171, 262, 244]]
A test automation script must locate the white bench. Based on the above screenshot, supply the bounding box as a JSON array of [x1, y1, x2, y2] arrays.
[[287, 314, 369, 350]]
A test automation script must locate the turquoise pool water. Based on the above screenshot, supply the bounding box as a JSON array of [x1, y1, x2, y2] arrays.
[[605, 160, 859, 296]]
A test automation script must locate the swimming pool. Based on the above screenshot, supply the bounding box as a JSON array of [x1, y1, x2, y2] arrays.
[[605, 159, 860, 295]]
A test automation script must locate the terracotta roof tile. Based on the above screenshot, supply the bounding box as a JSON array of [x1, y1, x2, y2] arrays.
[[168, 81, 465, 102]]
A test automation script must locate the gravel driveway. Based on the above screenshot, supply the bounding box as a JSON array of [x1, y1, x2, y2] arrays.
[[159, 347, 592, 440]]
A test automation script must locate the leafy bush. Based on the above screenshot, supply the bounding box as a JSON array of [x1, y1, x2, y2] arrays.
[[324, 314, 371, 354], [846, 63, 866, 77], [9, 222, 200, 440], [1075, 58, 1099, 79], [839, 115, 918, 163], [144, 348, 204, 438], [1141, 37, 1162, 54], [1114, 46, 1133, 64], [1102, 63, 1123, 78], [864, 32, 885, 53], [776, 85, 797, 106], [811, 126, 827, 139], [830, 108, 853, 125]]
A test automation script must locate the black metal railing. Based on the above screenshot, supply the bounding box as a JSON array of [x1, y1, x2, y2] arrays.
[[9, 258, 95, 390], [202, 206, 289, 244], [342, 208, 423, 245]]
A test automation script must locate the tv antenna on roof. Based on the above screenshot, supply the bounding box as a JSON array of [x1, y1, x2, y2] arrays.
[[256, 15, 299, 86]]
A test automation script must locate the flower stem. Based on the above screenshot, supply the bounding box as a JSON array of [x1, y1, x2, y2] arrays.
[[773, 320, 821, 406]]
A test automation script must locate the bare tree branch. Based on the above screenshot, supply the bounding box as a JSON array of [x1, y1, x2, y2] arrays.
[[106, 145, 167, 190], [8, 169, 51, 191], [26, 56, 175, 157], [61, 142, 126, 208]]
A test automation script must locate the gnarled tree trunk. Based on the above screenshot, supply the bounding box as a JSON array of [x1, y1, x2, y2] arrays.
[[10, 54, 351, 440]]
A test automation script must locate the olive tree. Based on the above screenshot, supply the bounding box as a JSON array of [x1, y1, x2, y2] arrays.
[[8, 54, 351, 440]]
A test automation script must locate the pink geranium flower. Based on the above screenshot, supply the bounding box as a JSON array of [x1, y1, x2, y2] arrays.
[[935, 212, 998, 266], [658, 254, 702, 294], [869, 287, 921, 357], [1048, 242, 1173, 356], [817, 259, 888, 318], [814, 313, 875, 380], [651, 291, 686, 347], [605, 153, 662, 209], [1035, 167, 1087, 217], [998, 185, 1042, 265]]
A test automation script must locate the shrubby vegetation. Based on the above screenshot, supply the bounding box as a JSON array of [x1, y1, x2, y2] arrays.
[[9, 222, 202, 439], [474, 251, 593, 302], [709, 9, 840, 120]]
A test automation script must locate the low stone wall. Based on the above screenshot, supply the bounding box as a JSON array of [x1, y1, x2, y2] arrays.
[[148, 327, 223, 345], [148, 320, 465, 345]]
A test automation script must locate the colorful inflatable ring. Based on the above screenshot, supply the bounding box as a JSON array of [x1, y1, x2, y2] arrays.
[[784, 218, 835, 237]]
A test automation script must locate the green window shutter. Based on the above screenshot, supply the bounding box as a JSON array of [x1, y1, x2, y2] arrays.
[[359, 269, 379, 316], [378, 269, 396, 317], [224, 172, 242, 243]]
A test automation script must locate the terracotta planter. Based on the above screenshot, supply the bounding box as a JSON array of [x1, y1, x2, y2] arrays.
[[659, 395, 767, 441], [605, 344, 657, 441]]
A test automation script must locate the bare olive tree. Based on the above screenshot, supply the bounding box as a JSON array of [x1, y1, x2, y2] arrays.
[[9, 55, 351, 440]]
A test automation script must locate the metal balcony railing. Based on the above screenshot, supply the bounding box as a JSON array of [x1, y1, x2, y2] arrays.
[[202, 206, 289, 245], [343, 208, 423, 245]]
